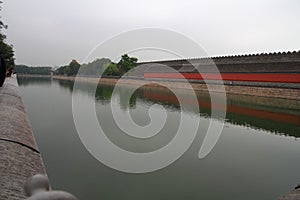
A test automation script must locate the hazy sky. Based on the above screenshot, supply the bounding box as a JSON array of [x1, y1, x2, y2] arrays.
[[2, 0, 300, 66]]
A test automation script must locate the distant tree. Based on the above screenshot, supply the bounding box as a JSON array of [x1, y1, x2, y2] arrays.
[[63, 66, 72, 76], [117, 54, 138, 74], [71, 60, 81, 72], [56, 65, 66, 75], [54, 56, 138, 77], [80, 58, 111, 76], [104, 63, 119, 76], [14, 65, 52, 75], [67, 60, 80, 76], [55, 60, 81, 76]]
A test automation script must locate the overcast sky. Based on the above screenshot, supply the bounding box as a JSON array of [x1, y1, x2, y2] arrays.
[[2, 0, 300, 66]]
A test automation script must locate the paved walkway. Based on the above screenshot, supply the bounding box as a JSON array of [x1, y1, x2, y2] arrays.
[[0, 77, 46, 199]]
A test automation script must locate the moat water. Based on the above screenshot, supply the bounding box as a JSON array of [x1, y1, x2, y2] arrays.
[[18, 77, 300, 200]]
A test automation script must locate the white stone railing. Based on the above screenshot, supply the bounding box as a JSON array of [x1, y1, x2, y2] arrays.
[[24, 174, 78, 200]]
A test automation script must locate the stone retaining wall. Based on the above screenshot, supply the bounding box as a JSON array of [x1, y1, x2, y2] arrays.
[[53, 76, 300, 100], [0, 77, 46, 199]]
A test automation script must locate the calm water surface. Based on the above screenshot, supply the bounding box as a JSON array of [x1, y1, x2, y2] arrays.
[[18, 77, 300, 200]]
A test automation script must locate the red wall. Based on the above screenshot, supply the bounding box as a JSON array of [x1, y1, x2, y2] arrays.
[[144, 73, 300, 83]]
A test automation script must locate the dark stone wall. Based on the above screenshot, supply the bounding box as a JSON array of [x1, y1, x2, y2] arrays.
[[137, 51, 300, 73]]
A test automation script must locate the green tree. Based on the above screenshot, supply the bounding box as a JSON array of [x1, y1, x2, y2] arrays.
[[55, 60, 81, 76], [68, 60, 80, 75], [63, 66, 71, 76], [117, 54, 138, 74], [104, 63, 119, 75], [56, 65, 66, 75], [80, 58, 111, 76], [0, 1, 15, 67]]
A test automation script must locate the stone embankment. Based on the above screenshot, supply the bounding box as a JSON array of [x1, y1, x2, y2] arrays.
[[279, 187, 300, 200], [0, 77, 46, 199], [53, 75, 300, 100]]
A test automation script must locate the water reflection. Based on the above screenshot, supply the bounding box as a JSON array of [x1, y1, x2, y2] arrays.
[[17, 76, 52, 86], [54, 78, 300, 137], [17, 76, 300, 200]]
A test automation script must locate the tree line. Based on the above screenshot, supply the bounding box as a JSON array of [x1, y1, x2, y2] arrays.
[[14, 54, 139, 77], [14, 65, 52, 75], [55, 54, 138, 77]]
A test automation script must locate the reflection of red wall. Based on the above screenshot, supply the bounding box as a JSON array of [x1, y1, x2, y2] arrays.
[[143, 91, 300, 126], [144, 73, 300, 83]]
